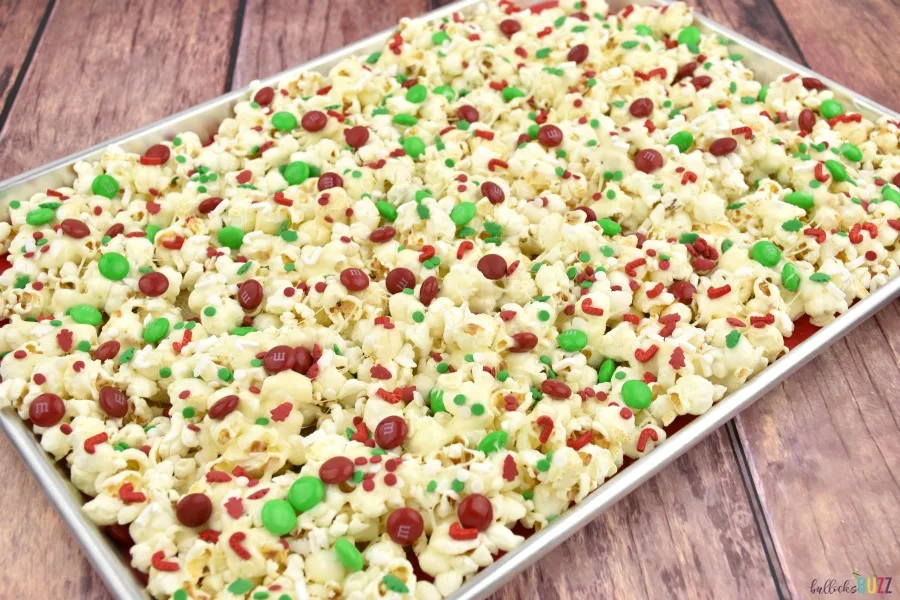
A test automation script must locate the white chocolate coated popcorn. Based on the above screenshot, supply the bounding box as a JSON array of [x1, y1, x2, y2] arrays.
[[1, 1, 899, 599]]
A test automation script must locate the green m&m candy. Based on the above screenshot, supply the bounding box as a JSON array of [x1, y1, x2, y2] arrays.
[[750, 240, 781, 267], [781, 262, 800, 292], [622, 379, 652, 409], [677, 26, 701, 46], [69, 304, 103, 327], [883, 186, 900, 206], [26, 207, 56, 226], [98, 252, 129, 280], [432, 31, 450, 46], [477, 430, 508, 454], [597, 218, 622, 236], [558, 329, 588, 352], [668, 131, 694, 153], [839, 143, 862, 162], [819, 99, 844, 119], [433, 85, 456, 102], [597, 358, 616, 383], [283, 161, 310, 185], [403, 136, 426, 159], [143, 317, 170, 345], [450, 202, 476, 226], [334, 538, 364, 572], [824, 159, 850, 182], [375, 200, 397, 221], [288, 476, 325, 512], [218, 226, 245, 249], [261, 499, 297, 536], [783, 191, 814, 211], [271, 111, 298, 131], [405, 84, 427, 104], [92, 174, 120, 199]]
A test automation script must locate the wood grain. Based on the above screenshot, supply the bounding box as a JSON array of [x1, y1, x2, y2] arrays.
[[231, 0, 428, 90], [1, 1, 899, 599], [688, 0, 900, 596], [0, 0, 240, 181], [0, 0, 52, 112], [493, 429, 780, 600], [772, 0, 900, 109], [0, 1, 240, 598]]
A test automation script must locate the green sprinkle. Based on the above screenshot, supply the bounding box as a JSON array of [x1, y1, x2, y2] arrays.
[[725, 330, 742, 349], [426, 480, 438, 493], [782, 219, 803, 232], [471, 403, 485, 416], [432, 31, 450, 45], [203, 306, 217, 317], [412, 311, 425, 323], [621, 40, 639, 49], [538, 310, 551, 322], [810, 272, 831, 283], [679, 232, 699, 244], [758, 85, 769, 102], [159, 367, 172, 378], [119, 347, 135, 364], [76, 341, 91, 352], [451, 479, 465, 493], [173, 590, 188, 600], [182, 407, 196, 418], [382, 575, 410, 594], [218, 368, 233, 382]]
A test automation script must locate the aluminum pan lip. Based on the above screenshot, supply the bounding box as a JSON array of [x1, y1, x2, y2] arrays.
[[0, 0, 897, 598]]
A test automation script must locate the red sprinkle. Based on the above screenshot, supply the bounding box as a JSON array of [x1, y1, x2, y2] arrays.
[[84, 432, 108, 454], [151, 551, 179, 572], [229, 532, 252, 560], [502, 454, 518, 481]]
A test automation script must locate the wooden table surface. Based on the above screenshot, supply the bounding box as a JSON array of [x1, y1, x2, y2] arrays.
[[0, 0, 898, 598]]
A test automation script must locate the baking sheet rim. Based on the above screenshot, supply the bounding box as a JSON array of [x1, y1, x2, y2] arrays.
[[0, 0, 898, 598]]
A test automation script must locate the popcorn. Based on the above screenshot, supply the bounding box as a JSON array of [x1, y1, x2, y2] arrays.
[[1, 2, 898, 598]]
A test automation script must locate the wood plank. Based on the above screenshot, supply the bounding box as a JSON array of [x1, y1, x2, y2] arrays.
[[0, 0, 52, 114], [0, 435, 113, 599], [0, 1, 241, 598], [736, 320, 900, 597], [231, 0, 428, 90], [494, 429, 780, 600], [0, 0, 241, 181], [772, 0, 900, 109], [687, 0, 900, 595]]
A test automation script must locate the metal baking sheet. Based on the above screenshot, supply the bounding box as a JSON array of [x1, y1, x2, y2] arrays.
[[0, 1, 897, 598]]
